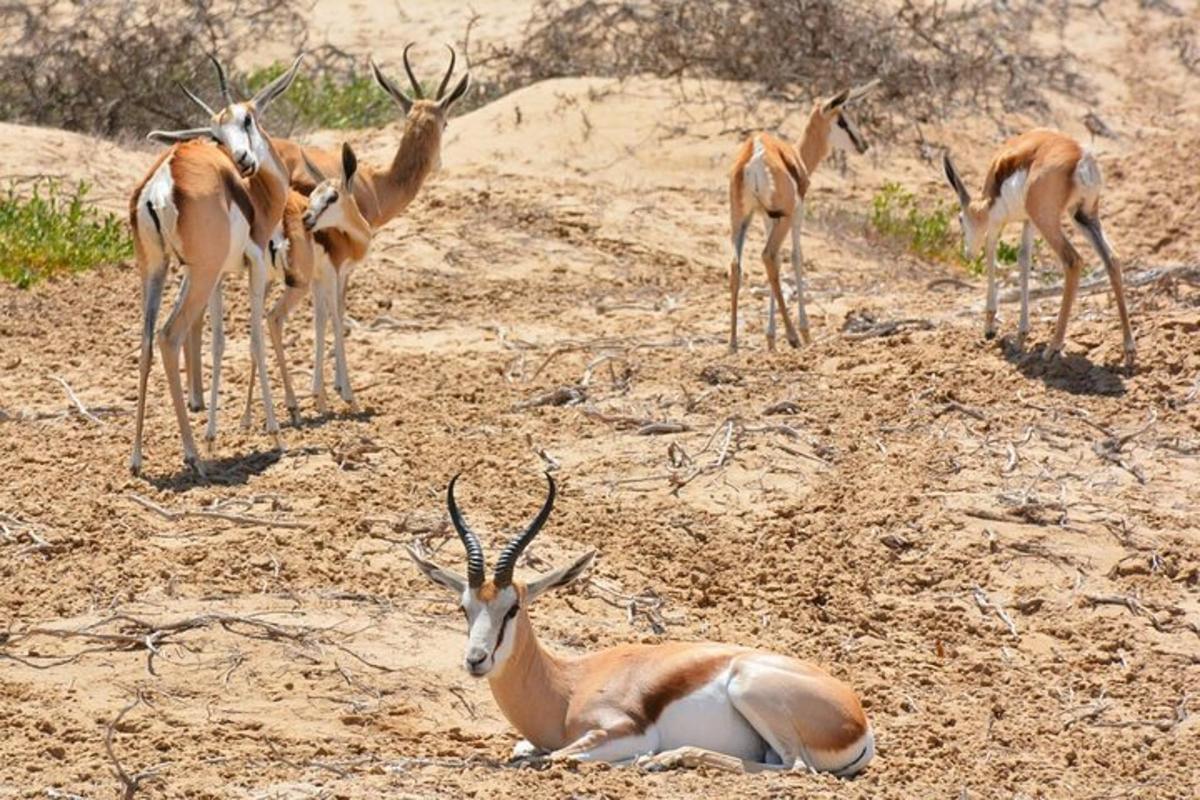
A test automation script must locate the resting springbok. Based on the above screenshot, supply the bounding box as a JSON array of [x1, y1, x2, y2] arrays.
[[129, 56, 302, 476], [267, 43, 470, 413], [727, 81, 878, 352], [943, 129, 1135, 371], [406, 475, 874, 775], [239, 144, 373, 423]]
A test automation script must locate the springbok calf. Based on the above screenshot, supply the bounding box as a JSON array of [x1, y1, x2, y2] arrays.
[[727, 81, 878, 352], [268, 43, 470, 413], [239, 144, 373, 423], [943, 129, 1135, 371], [129, 56, 302, 475], [407, 475, 874, 775]]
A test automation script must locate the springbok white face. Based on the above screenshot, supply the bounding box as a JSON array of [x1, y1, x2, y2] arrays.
[[147, 54, 304, 176], [407, 473, 595, 678], [942, 153, 987, 259], [301, 143, 363, 233], [821, 83, 876, 156]]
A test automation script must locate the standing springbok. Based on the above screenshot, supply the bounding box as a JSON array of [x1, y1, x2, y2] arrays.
[[942, 129, 1135, 371], [406, 475, 874, 775], [239, 144, 373, 423], [727, 81, 878, 352], [128, 56, 301, 476], [268, 43, 470, 413]]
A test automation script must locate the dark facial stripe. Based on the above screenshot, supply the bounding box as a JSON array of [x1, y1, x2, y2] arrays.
[[492, 606, 518, 658]]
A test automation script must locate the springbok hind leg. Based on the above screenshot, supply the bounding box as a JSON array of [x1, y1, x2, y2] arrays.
[[1074, 209, 1135, 372], [1016, 221, 1034, 349], [728, 217, 750, 353], [762, 215, 801, 349]]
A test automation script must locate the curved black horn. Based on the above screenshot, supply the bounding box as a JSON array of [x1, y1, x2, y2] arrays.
[[493, 473, 556, 588], [447, 474, 486, 588], [402, 42, 425, 99], [208, 54, 234, 106], [179, 83, 215, 117], [435, 44, 456, 100]]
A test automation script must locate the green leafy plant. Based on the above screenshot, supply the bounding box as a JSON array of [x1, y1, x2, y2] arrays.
[[246, 62, 398, 130], [869, 182, 1022, 274], [0, 180, 132, 288]]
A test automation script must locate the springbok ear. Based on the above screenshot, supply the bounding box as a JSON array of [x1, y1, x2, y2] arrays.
[[406, 545, 467, 595], [823, 88, 851, 112], [439, 72, 470, 111], [301, 150, 327, 184], [340, 142, 358, 187], [370, 57, 414, 114], [147, 127, 216, 145], [943, 152, 970, 207], [251, 54, 304, 112], [526, 551, 595, 601]]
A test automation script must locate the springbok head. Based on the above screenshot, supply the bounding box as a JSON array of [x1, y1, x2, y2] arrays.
[[818, 79, 879, 155], [942, 153, 989, 260], [149, 54, 303, 178], [369, 44, 470, 166], [407, 474, 595, 678], [300, 142, 367, 234]]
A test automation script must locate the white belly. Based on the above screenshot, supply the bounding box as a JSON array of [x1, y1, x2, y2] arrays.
[[651, 669, 769, 761]]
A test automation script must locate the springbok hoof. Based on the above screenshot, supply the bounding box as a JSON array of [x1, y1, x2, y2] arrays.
[[287, 406, 301, 427]]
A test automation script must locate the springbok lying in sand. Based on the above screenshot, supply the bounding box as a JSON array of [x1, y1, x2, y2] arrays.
[[943, 128, 1135, 371], [727, 80, 878, 352], [407, 475, 874, 775], [239, 144, 373, 423], [129, 56, 302, 476], [258, 43, 470, 415]]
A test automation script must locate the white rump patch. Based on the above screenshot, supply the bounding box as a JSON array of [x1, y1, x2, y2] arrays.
[[744, 136, 774, 210], [138, 155, 183, 258]]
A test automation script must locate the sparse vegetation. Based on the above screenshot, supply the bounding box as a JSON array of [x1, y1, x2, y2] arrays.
[[869, 182, 1021, 273], [480, 0, 1092, 136], [0, 180, 132, 288]]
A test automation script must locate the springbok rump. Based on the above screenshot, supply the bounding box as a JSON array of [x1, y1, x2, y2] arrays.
[[943, 128, 1135, 372], [407, 474, 874, 776]]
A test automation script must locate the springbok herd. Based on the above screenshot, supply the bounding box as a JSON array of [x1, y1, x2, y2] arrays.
[[126, 47, 1137, 776]]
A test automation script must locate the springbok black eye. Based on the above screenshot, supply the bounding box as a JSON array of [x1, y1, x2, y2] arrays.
[[329, 191, 339, 203], [505, 605, 520, 620], [244, 116, 252, 130]]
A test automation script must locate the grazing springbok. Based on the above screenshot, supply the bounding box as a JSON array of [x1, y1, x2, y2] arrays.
[[406, 475, 874, 776], [266, 43, 470, 413], [239, 144, 373, 423], [727, 81, 878, 352], [942, 129, 1135, 371], [129, 56, 302, 476]]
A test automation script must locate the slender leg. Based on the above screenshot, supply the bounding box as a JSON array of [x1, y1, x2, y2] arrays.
[[640, 746, 770, 774], [550, 723, 653, 763], [983, 230, 1001, 340], [184, 288, 205, 413], [1075, 210, 1135, 372], [204, 281, 224, 447], [728, 218, 750, 352], [329, 267, 356, 408], [158, 266, 223, 475], [789, 201, 811, 345], [312, 262, 336, 415], [1016, 222, 1034, 348], [761, 215, 801, 349], [246, 248, 282, 448], [1034, 218, 1084, 361], [267, 284, 308, 425], [130, 267, 167, 476], [763, 218, 777, 351]]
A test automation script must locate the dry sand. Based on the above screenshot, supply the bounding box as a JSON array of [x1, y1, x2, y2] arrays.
[[1, 1, 1198, 798]]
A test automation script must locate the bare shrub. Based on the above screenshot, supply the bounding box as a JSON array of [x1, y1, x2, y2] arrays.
[[478, 0, 1094, 135], [0, 0, 307, 139]]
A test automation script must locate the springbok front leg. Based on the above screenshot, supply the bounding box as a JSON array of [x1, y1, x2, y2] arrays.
[[789, 200, 812, 345], [983, 229, 1001, 340], [130, 267, 167, 476], [183, 275, 205, 412], [550, 723, 654, 764], [639, 746, 765, 774], [1016, 221, 1034, 348], [267, 284, 309, 425], [203, 279, 225, 448], [246, 248, 283, 449], [329, 265, 356, 410], [1074, 208, 1135, 372], [312, 262, 336, 415], [1032, 214, 1084, 362]]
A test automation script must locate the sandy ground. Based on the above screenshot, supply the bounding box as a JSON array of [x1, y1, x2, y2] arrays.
[[1, 1, 1199, 798]]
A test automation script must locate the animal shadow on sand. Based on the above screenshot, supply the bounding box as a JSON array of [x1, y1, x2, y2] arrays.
[[147, 447, 284, 492], [1002, 336, 1126, 396], [289, 406, 376, 430]]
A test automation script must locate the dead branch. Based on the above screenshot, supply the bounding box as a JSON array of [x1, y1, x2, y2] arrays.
[[128, 493, 313, 531], [50, 374, 103, 425], [105, 692, 170, 798], [999, 265, 1200, 303]]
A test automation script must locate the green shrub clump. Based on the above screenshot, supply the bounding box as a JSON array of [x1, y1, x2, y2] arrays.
[[0, 180, 132, 288], [246, 63, 397, 130]]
